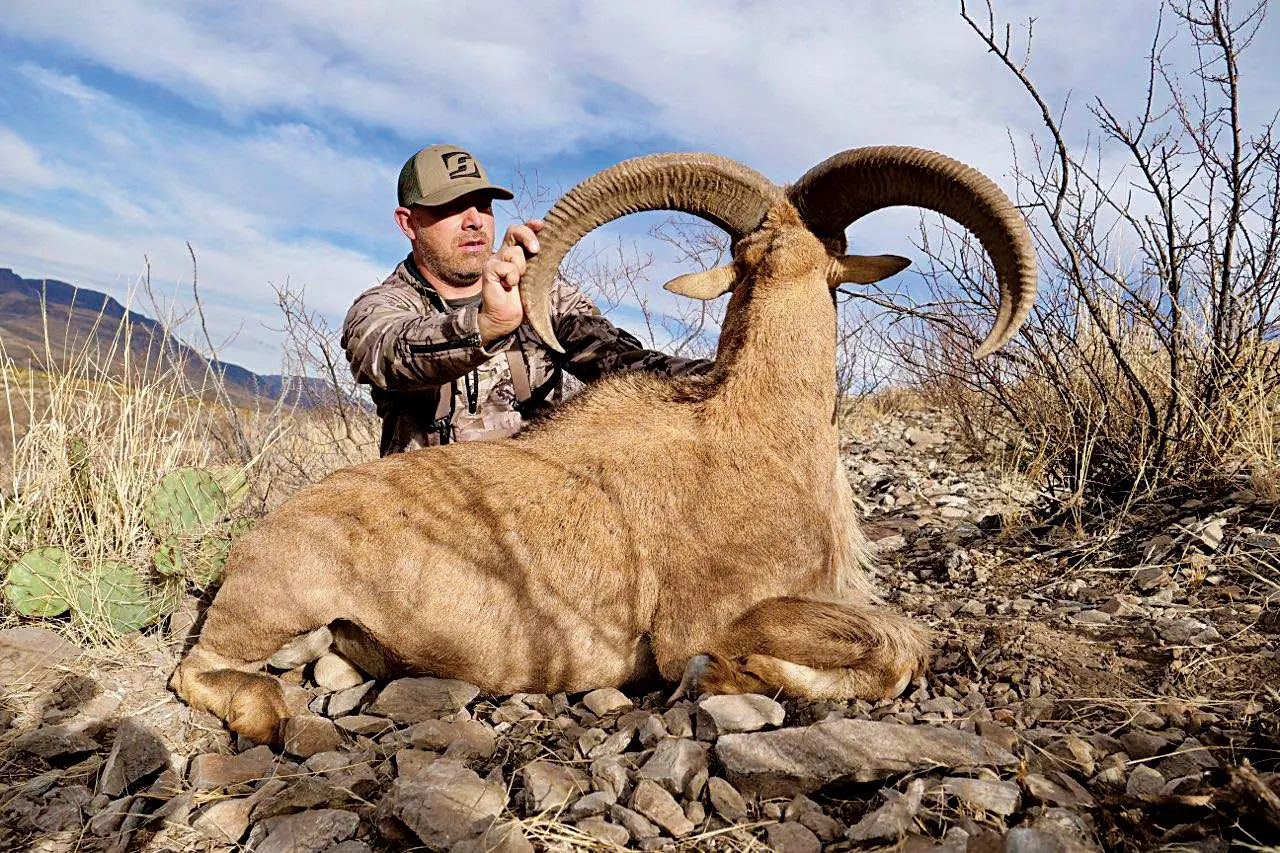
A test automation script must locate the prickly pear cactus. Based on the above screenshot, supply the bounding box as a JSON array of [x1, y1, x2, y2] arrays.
[[143, 468, 227, 537], [4, 547, 73, 617], [152, 536, 184, 577], [153, 575, 186, 619], [210, 466, 251, 513], [1, 499, 25, 543], [188, 530, 241, 589], [74, 560, 156, 633]]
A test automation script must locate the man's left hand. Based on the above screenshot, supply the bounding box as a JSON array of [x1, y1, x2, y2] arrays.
[[478, 219, 543, 345]]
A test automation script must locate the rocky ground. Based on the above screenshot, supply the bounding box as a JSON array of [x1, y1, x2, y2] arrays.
[[2, 409, 1279, 851]]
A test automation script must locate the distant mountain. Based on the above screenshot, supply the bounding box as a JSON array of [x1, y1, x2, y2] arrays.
[[0, 267, 342, 409]]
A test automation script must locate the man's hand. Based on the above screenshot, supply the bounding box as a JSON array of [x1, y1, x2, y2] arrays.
[[478, 219, 543, 345]]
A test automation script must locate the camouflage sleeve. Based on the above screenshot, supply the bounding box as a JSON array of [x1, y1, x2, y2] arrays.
[[341, 285, 511, 391], [549, 279, 714, 384]]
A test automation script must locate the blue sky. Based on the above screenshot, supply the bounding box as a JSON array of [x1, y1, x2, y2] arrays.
[[1, 1, 1276, 372]]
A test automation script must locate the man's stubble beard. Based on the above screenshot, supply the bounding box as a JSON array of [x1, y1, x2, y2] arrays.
[[418, 243, 484, 288]]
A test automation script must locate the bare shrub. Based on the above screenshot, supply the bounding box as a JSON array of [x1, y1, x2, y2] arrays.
[[251, 281, 379, 506], [894, 0, 1280, 509]]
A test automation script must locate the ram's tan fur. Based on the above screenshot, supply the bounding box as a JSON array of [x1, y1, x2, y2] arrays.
[[172, 201, 929, 745]]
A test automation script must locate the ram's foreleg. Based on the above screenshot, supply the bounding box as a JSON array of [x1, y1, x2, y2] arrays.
[[690, 596, 930, 701], [170, 566, 329, 746]]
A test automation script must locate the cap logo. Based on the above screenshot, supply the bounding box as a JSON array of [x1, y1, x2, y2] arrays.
[[442, 151, 481, 180]]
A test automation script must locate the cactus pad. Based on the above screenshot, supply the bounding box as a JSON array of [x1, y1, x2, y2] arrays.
[[153, 536, 184, 577], [210, 466, 251, 513], [143, 468, 227, 536], [3, 547, 72, 617], [75, 560, 156, 633]]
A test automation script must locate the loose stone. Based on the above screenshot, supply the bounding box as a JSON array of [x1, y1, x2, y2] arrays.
[[189, 745, 275, 791], [629, 779, 695, 837], [706, 776, 749, 822], [767, 821, 822, 853], [98, 718, 168, 797], [695, 693, 785, 738], [577, 816, 631, 847], [313, 654, 364, 691], [716, 718, 1016, 797], [637, 737, 709, 796], [252, 808, 360, 853], [521, 760, 590, 813], [582, 688, 633, 717], [845, 779, 925, 842], [366, 676, 479, 723]]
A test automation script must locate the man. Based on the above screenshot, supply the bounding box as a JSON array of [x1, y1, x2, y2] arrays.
[[342, 144, 711, 456]]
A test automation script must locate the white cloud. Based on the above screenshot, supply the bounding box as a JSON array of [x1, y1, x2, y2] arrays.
[[0, 127, 61, 190]]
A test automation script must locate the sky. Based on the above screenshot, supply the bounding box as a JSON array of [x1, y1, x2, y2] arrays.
[[0, 0, 1276, 373]]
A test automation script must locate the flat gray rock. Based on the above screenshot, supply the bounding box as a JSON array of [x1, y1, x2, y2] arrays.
[[939, 777, 1021, 816], [846, 779, 925, 842], [15, 724, 99, 759], [376, 757, 505, 851], [283, 714, 343, 759], [636, 737, 708, 796], [716, 718, 1016, 797], [696, 693, 785, 737], [252, 808, 359, 853], [192, 797, 253, 843], [325, 681, 374, 717], [582, 687, 632, 717], [0, 627, 82, 692], [610, 804, 660, 840], [577, 816, 630, 847], [1126, 764, 1165, 798], [768, 821, 822, 853], [520, 759, 589, 813], [567, 790, 616, 820], [367, 677, 479, 723], [706, 776, 748, 822], [189, 745, 275, 790], [99, 718, 168, 797], [629, 778, 694, 837], [389, 718, 496, 762]]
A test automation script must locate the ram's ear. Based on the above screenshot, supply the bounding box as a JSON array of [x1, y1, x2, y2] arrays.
[[828, 254, 911, 286], [663, 265, 736, 300]]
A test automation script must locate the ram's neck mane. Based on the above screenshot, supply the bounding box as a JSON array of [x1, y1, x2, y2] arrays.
[[708, 271, 837, 450]]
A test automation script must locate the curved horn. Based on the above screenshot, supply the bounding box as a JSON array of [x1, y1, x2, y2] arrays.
[[788, 146, 1037, 359], [522, 154, 781, 352]]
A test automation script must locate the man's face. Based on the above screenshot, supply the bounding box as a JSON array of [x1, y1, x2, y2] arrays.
[[401, 191, 496, 287]]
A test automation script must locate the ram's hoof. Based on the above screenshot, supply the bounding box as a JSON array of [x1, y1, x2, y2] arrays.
[[666, 653, 711, 705]]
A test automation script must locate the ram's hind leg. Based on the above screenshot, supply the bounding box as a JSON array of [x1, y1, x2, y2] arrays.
[[170, 569, 327, 746], [699, 597, 930, 701]]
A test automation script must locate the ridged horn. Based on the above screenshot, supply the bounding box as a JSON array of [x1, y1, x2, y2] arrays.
[[788, 146, 1037, 359], [523, 154, 782, 352]]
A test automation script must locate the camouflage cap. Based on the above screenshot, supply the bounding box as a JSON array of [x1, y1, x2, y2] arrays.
[[397, 144, 514, 208]]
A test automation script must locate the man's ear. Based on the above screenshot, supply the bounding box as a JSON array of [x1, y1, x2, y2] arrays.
[[663, 265, 735, 300], [394, 206, 416, 242], [828, 254, 911, 286]]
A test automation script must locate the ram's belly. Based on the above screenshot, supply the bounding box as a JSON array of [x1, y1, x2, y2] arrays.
[[325, 544, 653, 693]]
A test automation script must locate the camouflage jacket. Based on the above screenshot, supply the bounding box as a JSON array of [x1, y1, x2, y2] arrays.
[[342, 255, 711, 455]]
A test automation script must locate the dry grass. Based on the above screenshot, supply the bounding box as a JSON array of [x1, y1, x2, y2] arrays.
[[837, 386, 927, 440], [0, 301, 378, 643], [912, 318, 1280, 513]]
